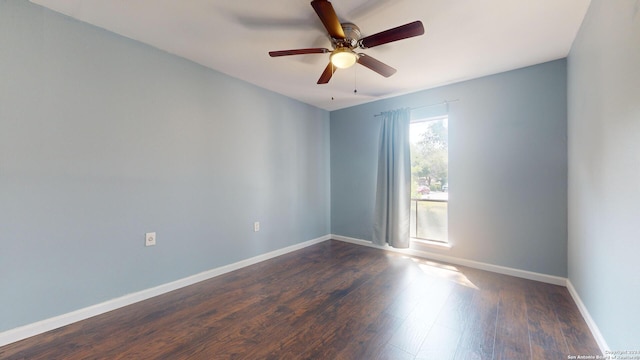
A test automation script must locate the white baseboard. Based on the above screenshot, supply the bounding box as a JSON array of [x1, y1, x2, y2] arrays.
[[331, 235, 567, 286], [566, 280, 609, 354], [0, 234, 331, 348]]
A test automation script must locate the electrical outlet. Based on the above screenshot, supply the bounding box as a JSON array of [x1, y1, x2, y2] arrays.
[[254, 222, 260, 232], [145, 232, 156, 246]]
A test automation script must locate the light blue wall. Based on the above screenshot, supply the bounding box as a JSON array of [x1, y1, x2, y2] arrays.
[[0, 1, 330, 332], [567, 0, 640, 349], [331, 60, 568, 277]]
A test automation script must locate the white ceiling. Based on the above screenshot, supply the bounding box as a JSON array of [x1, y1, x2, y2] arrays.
[[30, 0, 591, 111]]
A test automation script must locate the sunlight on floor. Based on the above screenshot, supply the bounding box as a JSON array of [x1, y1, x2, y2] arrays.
[[412, 258, 479, 290]]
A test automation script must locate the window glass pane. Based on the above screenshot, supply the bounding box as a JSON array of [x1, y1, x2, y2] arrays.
[[410, 117, 448, 242]]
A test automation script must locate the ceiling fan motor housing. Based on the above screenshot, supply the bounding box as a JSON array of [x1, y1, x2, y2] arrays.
[[333, 23, 361, 49]]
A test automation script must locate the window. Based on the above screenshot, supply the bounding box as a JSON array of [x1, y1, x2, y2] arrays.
[[410, 116, 448, 242]]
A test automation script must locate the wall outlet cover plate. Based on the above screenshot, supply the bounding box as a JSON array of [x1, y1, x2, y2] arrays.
[[145, 232, 156, 246]]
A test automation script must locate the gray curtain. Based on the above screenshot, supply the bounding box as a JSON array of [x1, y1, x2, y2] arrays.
[[373, 108, 411, 248]]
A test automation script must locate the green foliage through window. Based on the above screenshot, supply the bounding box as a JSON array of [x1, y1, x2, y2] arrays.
[[410, 117, 448, 197]]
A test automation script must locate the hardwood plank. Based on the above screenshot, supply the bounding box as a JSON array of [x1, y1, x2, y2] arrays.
[[334, 313, 405, 360], [434, 283, 476, 331], [1, 240, 359, 359], [301, 257, 421, 358], [371, 343, 416, 360], [525, 281, 569, 359], [134, 243, 383, 359], [385, 277, 454, 355], [382, 269, 437, 321], [412, 283, 476, 359], [249, 251, 414, 359], [415, 324, 462, 360], [346, 273, 454, 359], [0, 240, 604, 360], [548, 286, 602, 357], [453, 290, 499, 360], [493, 286, 531, 360], [181, 258, 380, 356], [119, 245, 364, 358]]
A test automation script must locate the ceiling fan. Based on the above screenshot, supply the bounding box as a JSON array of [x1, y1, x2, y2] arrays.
[[269, 0, 425, 84]]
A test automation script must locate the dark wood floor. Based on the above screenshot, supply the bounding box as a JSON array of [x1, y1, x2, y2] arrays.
[[1, 240, 601, 359]]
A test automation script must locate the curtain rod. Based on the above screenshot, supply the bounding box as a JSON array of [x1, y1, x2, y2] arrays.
[[373, 99, 460, 117]]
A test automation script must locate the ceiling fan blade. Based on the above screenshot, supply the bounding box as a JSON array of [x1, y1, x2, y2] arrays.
[[311, 0, 345, 39], [359, 20, 424, 49], [357, 54, 397, 77], [269, 48, 330, 57], [317, 62, 337, 84]]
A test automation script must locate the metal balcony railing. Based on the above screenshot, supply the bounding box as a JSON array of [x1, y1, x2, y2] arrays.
[[410, 198, 448, 242]]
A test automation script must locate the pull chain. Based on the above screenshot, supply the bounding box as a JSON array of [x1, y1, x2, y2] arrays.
[[353, 64, 358, 94]]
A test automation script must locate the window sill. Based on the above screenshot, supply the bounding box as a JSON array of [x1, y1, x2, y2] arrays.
[[410, 238, 451, 251]]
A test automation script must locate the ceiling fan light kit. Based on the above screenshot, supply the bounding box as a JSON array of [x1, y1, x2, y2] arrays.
[[268, 0, 425, 85], [330, 48, 358, 69]]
